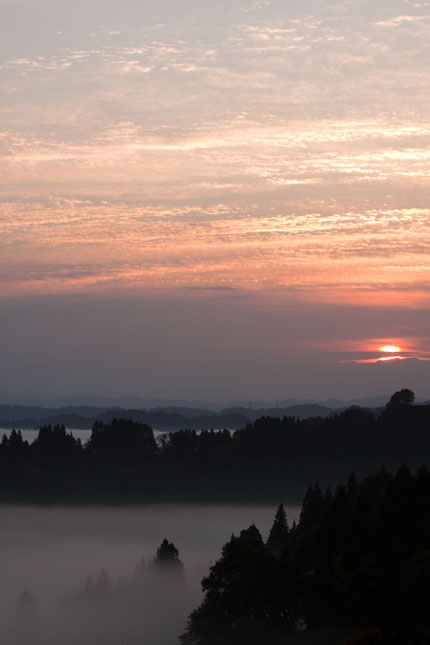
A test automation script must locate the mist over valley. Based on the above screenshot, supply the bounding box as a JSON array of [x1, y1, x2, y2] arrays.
[[2, 504, 298, 645]]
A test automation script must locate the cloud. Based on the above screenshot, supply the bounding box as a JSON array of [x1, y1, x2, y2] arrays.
[[0, 0, 429, 309], [374, 14, 429, 26]]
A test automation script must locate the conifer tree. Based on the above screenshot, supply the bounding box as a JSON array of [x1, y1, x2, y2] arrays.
[[154, 538, 184, 572], [267, 503, 290, 557], [297, 484, 324, 536], [347, 472, 359, 503], [239, 523, 263, 544], [324, 486, 333, 509]]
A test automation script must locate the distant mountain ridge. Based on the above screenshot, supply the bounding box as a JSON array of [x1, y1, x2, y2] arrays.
[[0, 392, 404, 410], [0, 402, 376, 431]]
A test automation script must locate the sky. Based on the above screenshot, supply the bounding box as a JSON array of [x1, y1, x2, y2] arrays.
[[0, 0, 429, 403]]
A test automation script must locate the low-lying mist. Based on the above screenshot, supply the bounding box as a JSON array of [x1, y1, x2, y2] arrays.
[[1, 504, 300, 644]]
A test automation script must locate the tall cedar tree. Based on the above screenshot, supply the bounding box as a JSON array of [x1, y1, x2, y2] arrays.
[[266, 503, 290, 557]]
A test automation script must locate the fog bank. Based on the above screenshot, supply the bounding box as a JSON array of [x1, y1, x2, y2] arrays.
[[1, 504, 300, 644]]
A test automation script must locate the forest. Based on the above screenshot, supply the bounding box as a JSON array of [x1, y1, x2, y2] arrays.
[[0, 389, 429, 504], [180, 464, 430, 644]]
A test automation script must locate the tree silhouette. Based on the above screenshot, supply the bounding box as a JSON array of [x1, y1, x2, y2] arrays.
[[33, 424, 81, 457], [297, 483, 324, 537], [154, 539, 184, 572], [87, 418, 157, 459], [266, 503, 289, 557], [386, 388, 415, 409], [14, 590, 41, 645], [180, 525, 297, 645]]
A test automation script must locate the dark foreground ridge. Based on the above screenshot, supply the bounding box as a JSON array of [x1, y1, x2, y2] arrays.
[[0, 389, 429, 504], [181, 465, 430, 644]]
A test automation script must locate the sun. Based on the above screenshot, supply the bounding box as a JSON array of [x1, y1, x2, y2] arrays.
[[379, 345, 402, 353]]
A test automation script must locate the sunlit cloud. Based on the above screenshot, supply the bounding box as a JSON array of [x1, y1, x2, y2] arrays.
[[329, 336, 430, 363], [0, 0, 429, 309], [374, 14, 429, 26]]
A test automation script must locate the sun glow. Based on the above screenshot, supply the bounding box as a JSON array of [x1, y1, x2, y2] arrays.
[[379, 345, 402, 353]]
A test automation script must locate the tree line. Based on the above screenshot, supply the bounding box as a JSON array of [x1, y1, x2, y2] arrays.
[[0, 389, 429, 503]]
